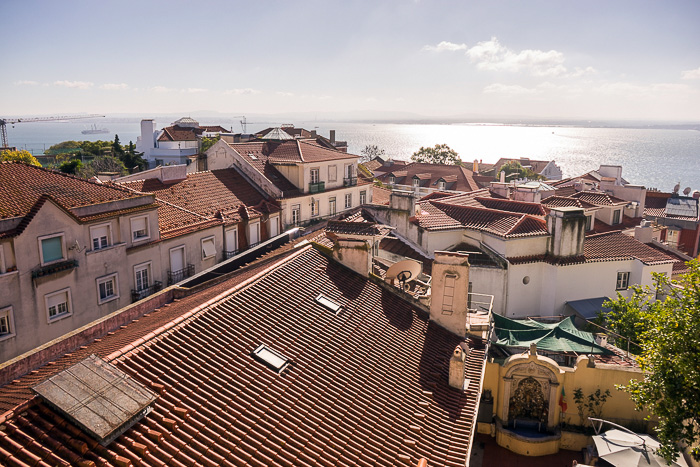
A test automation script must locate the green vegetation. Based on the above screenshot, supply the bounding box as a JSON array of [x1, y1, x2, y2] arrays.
[[46, 135, 146, 176], [58, 159, 83, 175], [496, 160, 543, 180], [410, 144, 461, 165], [602, 261, 700, 463], [201, 135, 220, 153], [573, 387, 611, 426], [0, 149, 41, 166], [76, 155, 128, 178]]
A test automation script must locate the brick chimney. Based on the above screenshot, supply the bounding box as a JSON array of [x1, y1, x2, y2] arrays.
[[546, 207, 586, 258], [429, 251, 470, 337], [449, 345, 468, 390]]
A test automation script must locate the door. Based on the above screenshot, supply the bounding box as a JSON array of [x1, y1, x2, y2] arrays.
[[225, 228, 238, 254], [170, 246, 185, 273], [269, 217, 279, 237], [249, 222, 260, 246]]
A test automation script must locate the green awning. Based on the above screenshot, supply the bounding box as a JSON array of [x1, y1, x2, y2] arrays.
[[492, 313, 613, 355]]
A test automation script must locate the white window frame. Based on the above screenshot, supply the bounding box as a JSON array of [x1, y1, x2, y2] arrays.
[[360, 190, 367, 205], [344, 193, 352, 209], [438, 181, 446, 190], [311, 198, 320, 217], [45, 288, 72, 323], [585, 215, 592, 231], [248, 222, 260, 245], [130, 216, 150, 242], [310, 168, 320, 184], [134, 262, 152, 292], [268, 216, 279, 237], [0, 306, 16, 341], [612, 209, 621, 225], [291, 204, 300, 225], [96, 273, 119, 305], [616, 271, 630, 290], [90, 223, 112, 251], [38, 233, 66, 266], [201, 236, 216, 259], [328, 165, 337, 182], [389, 175, 395, 184], [329, 197, 336, 216], [412, 177, 420, 187]]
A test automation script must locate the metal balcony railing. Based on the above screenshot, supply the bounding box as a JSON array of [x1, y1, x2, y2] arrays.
[[131, 281, 163, 302], [224, 249, 239, 260], [343, 176, 358, 187], [167, 264, 195, 285], [308, 181, 325, 193], [31, 259, 79, 280]]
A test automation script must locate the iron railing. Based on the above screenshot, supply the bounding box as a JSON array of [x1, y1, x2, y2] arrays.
[[224, 249, 239, 260], [31, 259, 79, 279], [167, 264, 195, 285], [131, 281, 163, 302], [343, 176, 357, 187], [308, 181, 325, 193]]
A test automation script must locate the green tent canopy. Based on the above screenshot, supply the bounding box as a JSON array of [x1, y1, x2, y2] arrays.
[[492, 314, 613, 355]]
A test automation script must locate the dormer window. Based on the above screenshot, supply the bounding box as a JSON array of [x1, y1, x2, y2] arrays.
[[389, 175, 395, 184], [438, 180, 446, 190], [131, 216, 150, 242], [412, 177, 420, 187]]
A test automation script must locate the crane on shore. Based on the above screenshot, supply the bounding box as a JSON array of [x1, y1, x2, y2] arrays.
[[0, 114, 104, 148]]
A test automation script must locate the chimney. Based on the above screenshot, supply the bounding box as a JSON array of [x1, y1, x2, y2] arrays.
[[514, 185, 541, 203], [546, 207, 586, 258], [330, 130, 336, 145], [331, 237, 371, 277], [390, 191, 416, 216], [429, 251, 470, 337], [499, 171, 506, 183], [449, 345, 468, 390], [490, 182, 509, 199], [634, 220, 653, 243], [310, 130, 317, 137], [594, 333, 608, 347]]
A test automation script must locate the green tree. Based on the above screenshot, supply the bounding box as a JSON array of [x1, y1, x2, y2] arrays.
[[45, 140, 82, 156], [120, 140, 146, 173], [201, 136, 220, 153], [410, 144, 461, 165], [58, 159, 83, 175], [79, 140, 112, 157], [606, 261, 700, 463], [77, 156, 128, 179], [360, 144, 385, 163], [497, 160, 542, 181], [0, 149, 41, 166]]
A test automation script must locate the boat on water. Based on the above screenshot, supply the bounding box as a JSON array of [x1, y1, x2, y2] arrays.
[[81, 124, 110, 135]]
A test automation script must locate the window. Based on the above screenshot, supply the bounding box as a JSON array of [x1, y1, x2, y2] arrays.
[[412, 177, 420, 187], [316, 294, 342, 315], [0, 307, 15, 341], [201, 236, 216, 259], [45, 288, 72, 321], [344, 193, 352, 209], [345, 164, 354, 179], [39, 234, 65, 265], [311, 198, 320, 217], [97, 273, 119, 304], [292, 205, 300, 225], [616, 272, 630, 290], [667, 228, 679, 248], [438, 180, 446, 190], [360, 190, 366, 205], [310, 168, 320, 184], [253, 344, 290, 373], [389, 175, 395, 184], [612, 210, 621, 225], [90, 224, 111, 250], [131, 216, 149, 241], [328, 165, 337, 182], [134, 263, 151, 291], [442, 274, 457, 314], [249, 222, 260, 246], [585, 215, 592, 231], [329, 197, 336, 216]]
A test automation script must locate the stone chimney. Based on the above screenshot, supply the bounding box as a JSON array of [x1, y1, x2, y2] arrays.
[[331, 238, 371, 277], [429, 251, 470, 337], [330, 130, 336, 145], [490, 182, 509, 199], [513, 185, 541, 203], [546, 207, 586, 258], [449, 345, 468, 390], [389, 191, 416, 216], [634, 220, 653, 244]]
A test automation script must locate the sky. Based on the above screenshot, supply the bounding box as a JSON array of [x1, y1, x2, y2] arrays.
[[2, 0, 700, 122]]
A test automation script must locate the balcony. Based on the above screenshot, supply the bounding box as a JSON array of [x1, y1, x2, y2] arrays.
[[167, 264, 195, 285], [224, 249, 239, 260], [131, 281, 163, 302], [308, 181, 325, 194], [343, 176, 358, 187], [31, 259, 79, 280]]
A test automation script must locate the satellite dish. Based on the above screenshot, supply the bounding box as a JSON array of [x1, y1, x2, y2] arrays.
[[385, 259, 422, 283], [683, 187, 691, 196]]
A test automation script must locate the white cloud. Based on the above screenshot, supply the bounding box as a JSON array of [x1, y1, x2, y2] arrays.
[[466, 37, 567, 77], [184, 88, 207, 93], [276, 91, 294, 97], [224, 88, 261, 95], [54, 80, 94, 89], [14, 80, 38, 86], [568, 67, 597, 78], [422, 41, 467, 52], [100, 83, 129, 90], [483, 83, 538, 95], [150, 86, 174, 93], [681, 67, 700, 80]]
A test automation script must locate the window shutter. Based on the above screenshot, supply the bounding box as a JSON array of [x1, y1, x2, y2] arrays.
[[202, 238, 216, 258], [132, 217, 146, 232], [47, 291, 67, 309]]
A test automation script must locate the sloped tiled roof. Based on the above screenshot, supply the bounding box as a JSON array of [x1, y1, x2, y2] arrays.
[[0, 246, 485, 467], [541, 196, 599, 210], [583, 231, 678, 265], [570, 191, 627, 206], [325, 220, 391, 237], [377, 162, 480, 193]]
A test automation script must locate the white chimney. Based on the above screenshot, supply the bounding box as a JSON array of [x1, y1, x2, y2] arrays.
[[429, 251, 470, 337], [547, 207, 586, 258], [449, 345, 468, 390], [499, 171, 506, 183], [634, 220, 653, 244], [331, 238, 371, 277], [594, 333, 608, 347]]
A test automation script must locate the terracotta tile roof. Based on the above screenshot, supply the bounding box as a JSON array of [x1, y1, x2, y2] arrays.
[[377, 163, 480, 193], [0, 246, 485, 467], [584, 231, 677, 264], [553, 186, 577, 197], [0, 162, 146, 221], [371, 186, 391, 205], [157, 125, 202, 142], [361, 159, 383, 173], [541, 196, 599, 210], [325, 220, 390, 237], [570, 191, 627, 206], [474, 197, 546, 216], [415, 201, 549, 237]]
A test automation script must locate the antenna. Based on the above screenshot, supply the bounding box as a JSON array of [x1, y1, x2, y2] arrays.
[[683, 187, 691, 196], [385, 259, 422, 291]]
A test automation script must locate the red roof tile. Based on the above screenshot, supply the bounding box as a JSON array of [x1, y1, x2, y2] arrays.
[[584, 231, 678, 265], [0, 246, 485, 467], [570, 191, 627, 206], [377, 163, 480, 193]]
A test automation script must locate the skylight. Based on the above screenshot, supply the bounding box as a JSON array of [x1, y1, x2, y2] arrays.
[[253, 344, 290, 372], [316, 294, 342, 315], [248, 153, 258, 160]]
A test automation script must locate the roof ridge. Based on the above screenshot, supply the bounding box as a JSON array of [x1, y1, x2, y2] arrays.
[[296, 139, 304, 162], [106, 244, 314, 363]]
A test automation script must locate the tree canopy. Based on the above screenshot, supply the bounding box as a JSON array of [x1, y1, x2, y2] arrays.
[[76, 156, 128, 179], [497, 160, 542, 181], [410, 144, 461, 165], [0, 149, 41, 166], [201, 136, 220, 153], [360, 144, 385, 163], [603, 261, 700, 463]]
